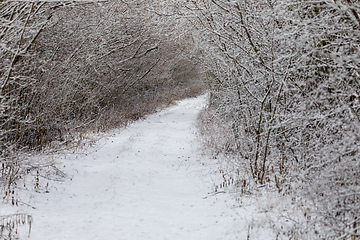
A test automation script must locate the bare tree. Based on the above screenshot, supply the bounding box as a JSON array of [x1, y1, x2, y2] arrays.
[[190, 0, 359, 238]]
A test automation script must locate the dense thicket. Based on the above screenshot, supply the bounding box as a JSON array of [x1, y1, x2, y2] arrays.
[[188, 0, 359, 239], [0, 1, 203, 235], [1, 0, 359, 238]]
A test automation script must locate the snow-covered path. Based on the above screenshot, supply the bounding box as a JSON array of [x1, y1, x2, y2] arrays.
[[24, 95, 251, 240]]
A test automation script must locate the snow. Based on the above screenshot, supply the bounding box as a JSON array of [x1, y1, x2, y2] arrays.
[[1, 95, 276, 240]]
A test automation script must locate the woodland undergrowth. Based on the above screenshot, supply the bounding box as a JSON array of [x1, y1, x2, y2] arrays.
[[190, 0, 360, 239]]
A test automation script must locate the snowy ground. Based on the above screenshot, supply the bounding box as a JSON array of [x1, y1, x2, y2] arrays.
[[1, 95, 277, 240]]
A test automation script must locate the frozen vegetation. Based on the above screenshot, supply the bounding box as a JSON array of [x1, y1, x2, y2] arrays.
[[1, 0, 359, 239]]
